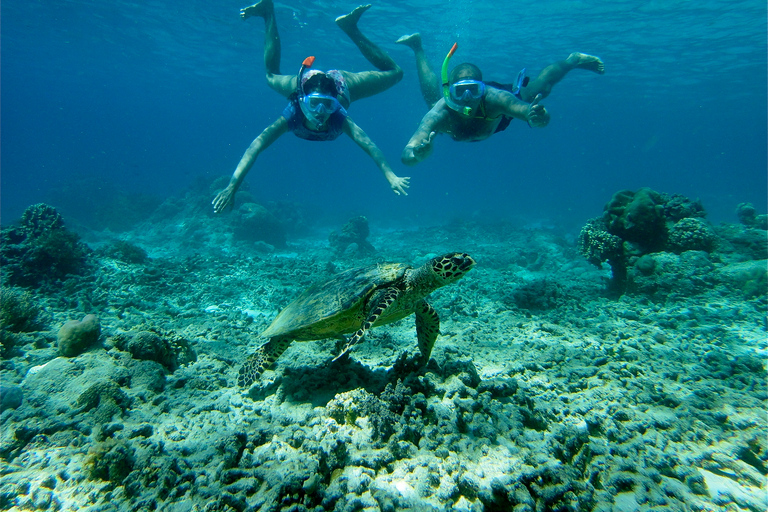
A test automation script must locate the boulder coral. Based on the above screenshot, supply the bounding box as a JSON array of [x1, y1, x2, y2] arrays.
[[667, 217, 718, 254], [57, 314, 101, 356], [604, 188, 668, 251]]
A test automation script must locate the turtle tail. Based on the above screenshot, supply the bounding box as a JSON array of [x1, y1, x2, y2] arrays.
[[238, 337, 292, 387]]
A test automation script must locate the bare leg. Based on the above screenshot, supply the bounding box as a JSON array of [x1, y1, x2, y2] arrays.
[[335, 5, 403, 102], [396, 33, 442, 108], [519, 52, 604, 103], [241, 0, 296, 97]]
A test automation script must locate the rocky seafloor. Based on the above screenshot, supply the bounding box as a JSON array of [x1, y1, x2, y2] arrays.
[[0, 188, 766, 512]]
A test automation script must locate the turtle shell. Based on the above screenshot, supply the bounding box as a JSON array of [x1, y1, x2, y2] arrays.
[[261, 262, 410, 341]]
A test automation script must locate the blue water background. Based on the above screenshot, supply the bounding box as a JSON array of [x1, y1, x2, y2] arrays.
[[2, 0, 766, 231]]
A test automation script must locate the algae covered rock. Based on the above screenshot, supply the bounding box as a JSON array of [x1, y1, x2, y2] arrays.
[[627, 251, 715, 297], [112, 327, 196, 371], [57, 314, 101, 356], [1, 287, 46, 357], [101, 240, 149, 264], [0, 385, 23, 412], [77, 379, 132, 425], [233, 202, 286, 248], [86, 438, 136, 484], [736, 202, 768, 230], [329, 216, 376, 257], [715, 260, 768, 298]]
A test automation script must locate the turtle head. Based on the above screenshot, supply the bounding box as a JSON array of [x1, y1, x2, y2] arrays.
[[429, 252, 476, 285]]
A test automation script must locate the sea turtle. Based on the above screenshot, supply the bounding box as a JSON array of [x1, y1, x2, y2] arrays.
[[238, 252, 476, 386]]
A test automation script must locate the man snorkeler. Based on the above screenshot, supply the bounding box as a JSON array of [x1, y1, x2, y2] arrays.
[[396, 34, 604, 165], [213, 2, 409, 213]]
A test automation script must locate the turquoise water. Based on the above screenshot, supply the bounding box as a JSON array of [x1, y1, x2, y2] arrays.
[[2, 0, 766, 226], [1, 3, 767, 510]]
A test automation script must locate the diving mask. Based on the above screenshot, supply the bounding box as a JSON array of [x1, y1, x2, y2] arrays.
[[299, 93, 340, 128], [441, 43, 485, 116], [449, 80, 486, 103], [301, 93, 341, 115]]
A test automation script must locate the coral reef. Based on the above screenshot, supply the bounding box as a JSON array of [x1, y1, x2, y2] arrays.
[[0, 203, 91, 288], [0, 200, 764, 512], [578, 189, 758, 297], [329, 216, 376, 257], [57, 314, 101, 356]]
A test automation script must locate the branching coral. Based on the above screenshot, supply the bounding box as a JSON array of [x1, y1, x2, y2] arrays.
[[578, 217, 627, 291]]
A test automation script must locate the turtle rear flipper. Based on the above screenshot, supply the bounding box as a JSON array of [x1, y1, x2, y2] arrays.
[[238, 337, 292, 387], [415, 300, 440, 364]]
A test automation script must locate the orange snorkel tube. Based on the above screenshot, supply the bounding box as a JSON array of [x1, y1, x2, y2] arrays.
[[297, 55, 316, 96]]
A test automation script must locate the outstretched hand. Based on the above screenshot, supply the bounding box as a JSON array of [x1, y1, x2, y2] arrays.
[[389, 175, 411, 196], [527, 94, 550, 128], [402, 131, 436, 165], [212, 184, 236, 213]]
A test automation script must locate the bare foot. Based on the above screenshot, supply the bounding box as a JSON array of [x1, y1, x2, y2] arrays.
[[568, 52, 605, 74], [240, 0, 272, 20], [335, 4, 371, 32], [396, 33, 423, 52]]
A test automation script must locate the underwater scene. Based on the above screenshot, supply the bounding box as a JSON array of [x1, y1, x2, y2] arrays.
[[1, 0, 766, 511]]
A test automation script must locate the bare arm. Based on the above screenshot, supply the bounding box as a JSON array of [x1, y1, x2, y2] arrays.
[[212, 117, 289, 213], [401, 101, 450, 166], [343, 117, 410, 196], [485, 89, 550, 128]]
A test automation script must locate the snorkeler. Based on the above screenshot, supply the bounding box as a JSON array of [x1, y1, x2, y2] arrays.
[[212, 2, 409, 213], [396, 34, 604, 166]]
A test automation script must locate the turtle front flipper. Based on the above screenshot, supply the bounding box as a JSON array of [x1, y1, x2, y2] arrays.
[[415, 300, 440, 364], [238, 337, 293, 387], [333, 286, 401, 361]]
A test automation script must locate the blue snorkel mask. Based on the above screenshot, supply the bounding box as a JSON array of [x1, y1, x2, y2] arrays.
[[441, 43, 485, 117]]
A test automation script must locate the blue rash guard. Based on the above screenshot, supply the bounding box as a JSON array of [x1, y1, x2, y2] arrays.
[[282, 97, 349, 142]]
